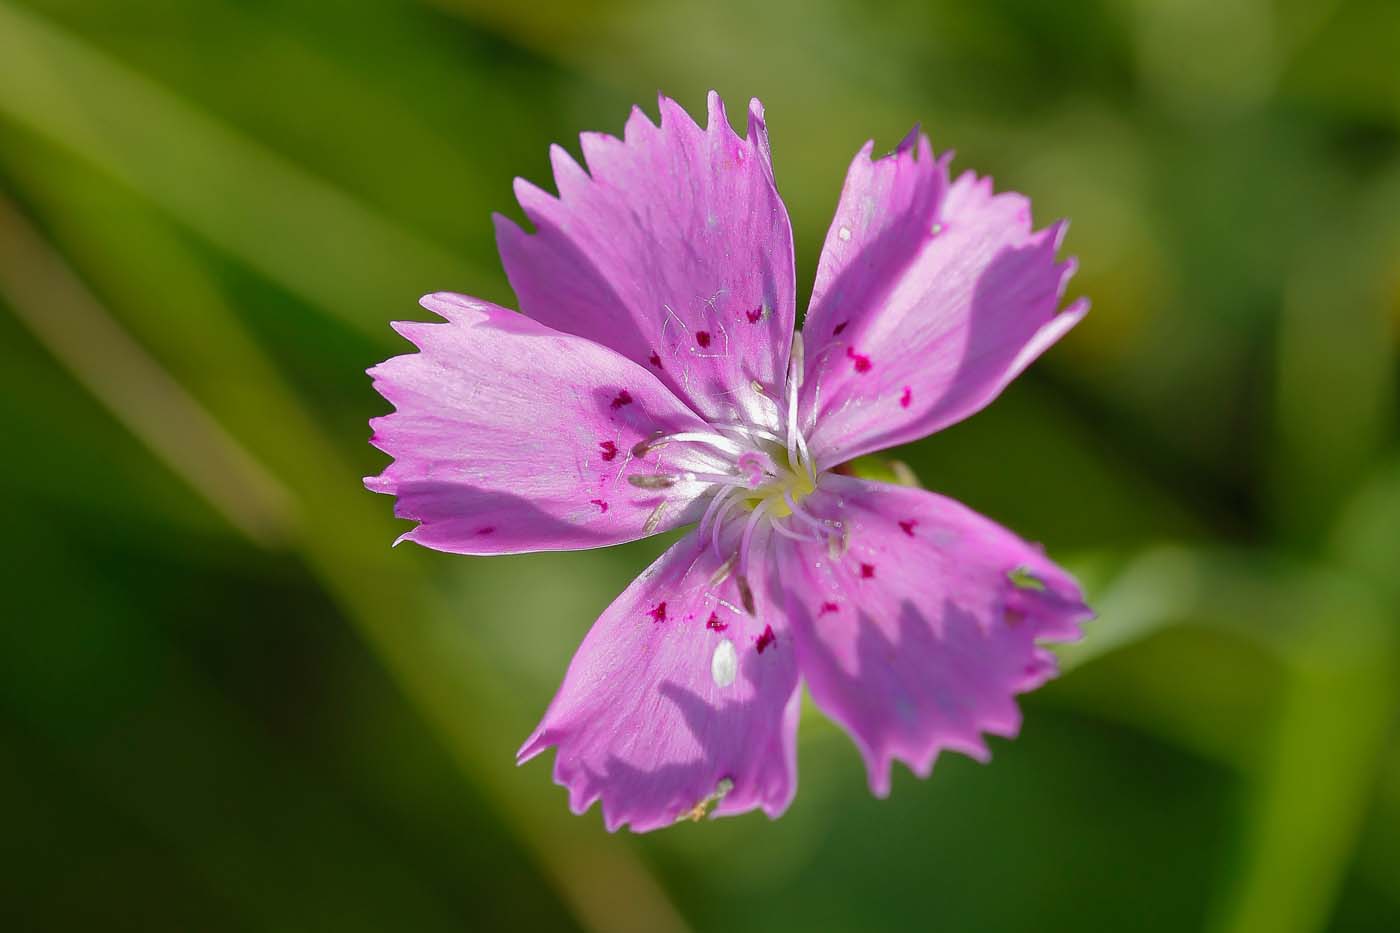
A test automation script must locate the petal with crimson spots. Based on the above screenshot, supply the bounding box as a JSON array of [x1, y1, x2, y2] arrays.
[[366, 293, 717, 555], [495, 91, 797, 428], [800, 136, 1086, 466], [773, 475, 1090, 796], [519, 527, 800, 832]]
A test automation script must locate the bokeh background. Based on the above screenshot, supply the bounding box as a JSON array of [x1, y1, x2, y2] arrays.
[[2, 0, 1398, 930]]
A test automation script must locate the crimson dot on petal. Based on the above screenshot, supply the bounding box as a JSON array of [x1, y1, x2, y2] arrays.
[[590, 499, 609, 513], [648, 601, 667, 623], [598, 440, 618, 461], [648, 351, 663, 368], [833, 321, 848, 336], [746, 307, 763, 324], [819, 601, 839, 615], [610, 390, 633, 409], [900, 386, 912, 408], [695, 330, 711, 348], [755, 625, 776, 653], [860, 563, 876, 579], [898, 519, 917, 537], [706, 612, 728, 632]]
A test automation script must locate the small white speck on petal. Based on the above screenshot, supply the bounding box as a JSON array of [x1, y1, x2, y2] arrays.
[[711, 638, 737, 687], [837, 225, 852, 242]]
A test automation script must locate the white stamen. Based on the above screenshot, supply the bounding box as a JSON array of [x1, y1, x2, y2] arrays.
[[698, 486, 737, 542], [794, 430, 815, 480], [711, 639, 738, 688], [788, 331, 806, 392], [771, 518, 822, 542], [681, 471, 754, 487], [710, 495, 741, 557], [785, 332, 804, 466], [738, 498, 770, 577], [711, 423, 784, 445], [784, 491, 835, 535]]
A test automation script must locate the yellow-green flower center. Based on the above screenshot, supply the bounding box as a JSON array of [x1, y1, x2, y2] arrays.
[[742, 447, 817, 517]]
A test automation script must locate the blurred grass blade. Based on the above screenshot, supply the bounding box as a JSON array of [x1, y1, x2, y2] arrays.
[[1056, 544, 1397, 933], [0, 0, 478, 340], [1058, 546, 1204, 673], [1332, 457, 1400, 605], [1209, 576, 1396, 933], [1271, 227, 1396, 541], [0, 192, 295, 546]]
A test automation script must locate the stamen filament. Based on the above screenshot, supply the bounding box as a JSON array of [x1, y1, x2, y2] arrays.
[[711, 423, 784, 445], [785, 332, 805, 466], [770, 518, 822, 542], [710, 495, 741, 557], [634, 430, 749, 458], [794, 430, 815, 481], [739, 498, 771, 576], [784, 491, 836, 535], [698, 486, 737, 542]]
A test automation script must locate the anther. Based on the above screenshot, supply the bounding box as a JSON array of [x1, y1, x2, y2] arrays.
[[629, 474, 677, 489], [709, 552, 739, 587], [735, 575, 756, 615], [631, 431, 668, 457]]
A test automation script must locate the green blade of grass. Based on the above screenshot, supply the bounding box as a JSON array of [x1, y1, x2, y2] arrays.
[[0, 0, 483, 342]]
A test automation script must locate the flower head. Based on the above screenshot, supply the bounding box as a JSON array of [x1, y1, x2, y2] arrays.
[[367, 92, 1091, 831]]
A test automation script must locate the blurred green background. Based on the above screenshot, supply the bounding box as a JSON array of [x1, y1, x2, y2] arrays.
[[2, 0, 1398, 930]]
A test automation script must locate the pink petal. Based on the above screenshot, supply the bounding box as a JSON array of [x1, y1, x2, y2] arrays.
[[774, 475, 1090, 796], [519, 528, 801, 832], [799, 133, 1087, 466], [495, 91, 797, 428], [366, 293, 717, 555]]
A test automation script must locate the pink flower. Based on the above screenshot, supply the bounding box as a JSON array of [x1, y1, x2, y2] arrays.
[[366, 92, 1092, 832]]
